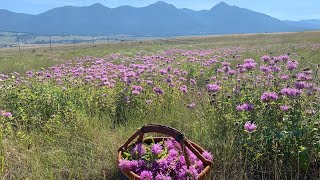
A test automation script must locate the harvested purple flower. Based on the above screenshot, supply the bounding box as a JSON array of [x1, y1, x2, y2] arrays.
[[140, 170, 153, 180], [151, 143, 163, 155]]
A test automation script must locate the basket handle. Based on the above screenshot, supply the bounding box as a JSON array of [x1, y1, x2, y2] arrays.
[[118, 124, 212, 166]]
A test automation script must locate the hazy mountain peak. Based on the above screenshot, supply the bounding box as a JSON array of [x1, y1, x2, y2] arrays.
[[214, 2, 231, 8], [90, 3, 106, 8], [154, 1, 170, 5], [149, 1, 175, 8]]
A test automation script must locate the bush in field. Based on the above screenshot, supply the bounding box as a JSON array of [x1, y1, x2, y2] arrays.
[[0, 49, 319, 179]]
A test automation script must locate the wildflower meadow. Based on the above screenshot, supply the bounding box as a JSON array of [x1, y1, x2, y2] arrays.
[[0, 33, 319, 179]]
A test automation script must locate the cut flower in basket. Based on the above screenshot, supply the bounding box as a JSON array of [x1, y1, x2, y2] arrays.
[[119, 137, 213, 180]]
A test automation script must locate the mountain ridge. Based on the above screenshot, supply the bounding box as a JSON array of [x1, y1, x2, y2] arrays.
[[0, 1, 316, 36]]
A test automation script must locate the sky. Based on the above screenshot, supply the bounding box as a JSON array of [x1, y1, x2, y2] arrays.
[[1, 0, 320, 20]]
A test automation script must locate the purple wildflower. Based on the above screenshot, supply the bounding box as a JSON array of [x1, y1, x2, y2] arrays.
[[207, 84, 220, 92], [261, 92, 279, 102], [153, 87, 164, 95], [131, 143, 146, 157], [179, 85, 188, 94], [222, 61, 231, 67], [280, 88, 302, 97], [1, 110, 12, 118], [287, 61, 298, 70], [145, 100, 152, 105], [132, 85, 143, 92], [177, 166, 199, 180], [280, 75, 289, 80], [260, 65, 271, 73], [140, 170, 153, 180], [132, 90, 141, 95], [195, 160, 204, 173], [151, 143, 163, 155], [167, 149, 179, 158], [190, 79, 197, 86], [119, 159, 138, 171], [146, 80, 153, 86], [236, 103, 254, 112], [159, 69, 168, 75], [294, 81, 307, 89], [280, 105, 291, 112], [4, 112, 12, 118], [164, 139, 175, 150], [166, 66, 173, 72], [243, 59, 257, 70], [261, 55, 271, 62], [155, 173, 172, 180], [281, 55, 290, 61], [187, 102, 196, 109], [244, 121, 257, 133], [202, 151, 213, 161], [165, 77, 173, 83]]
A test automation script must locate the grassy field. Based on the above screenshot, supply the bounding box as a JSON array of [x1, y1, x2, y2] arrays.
[[0, 32, 158, 48], [0, 31, 319, 180], [1, 31, 320, 74]]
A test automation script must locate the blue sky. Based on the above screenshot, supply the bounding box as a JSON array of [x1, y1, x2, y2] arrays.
[[1, 0, 320, 20]]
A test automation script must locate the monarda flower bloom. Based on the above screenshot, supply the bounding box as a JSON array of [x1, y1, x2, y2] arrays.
[[177, 166, 199, 180], [187, 102, 196, 109], [280, 55, 290, 61], [260, 65, 271, 73], [153, 87, 164, 95], [151, 144, 163, 155], [280, 75, 289, 80], [190, 79, 197, 86], [280, 105, 291, 112], [287, 61, 298, 71], [132, 85, 143, 92], [131, 143, 146, 157], [179, 85, 188, 94], [145, 100, 152, 105], [146, 80, 153, 86], [228, 70, 236, 76], [159, 69, 168, 75], [132, 90, 140, 95], [207, 84, 220, 92], [140, 170, 153, 180], [236, 103, 254, 112], [179, 77, 187, 82], [261, 55, 271, 62], [243, 61, 257, 70], [244, 121, 257, 133], [261, 92, 279, 102], [155, 173, 171, 180], [294, 81, 307, 89], [271, 66, 281, 73], [296, 73, 313, 81], [202, 151, 213, 161], [280, 88, 302, 97], [222, 61, 231, 67], [119, 159, 139, 171]]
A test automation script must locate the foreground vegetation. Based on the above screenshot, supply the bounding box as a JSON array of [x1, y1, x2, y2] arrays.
[[0, 32, 319, 179]]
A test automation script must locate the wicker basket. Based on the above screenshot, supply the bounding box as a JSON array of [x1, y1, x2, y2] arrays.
[[118, 124, 213, 180]]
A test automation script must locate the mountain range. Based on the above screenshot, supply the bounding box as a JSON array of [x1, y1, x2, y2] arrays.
[[0, 1, 318, 36]]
